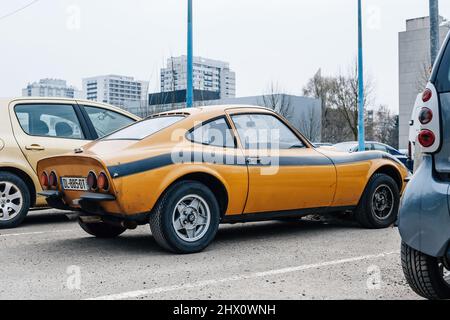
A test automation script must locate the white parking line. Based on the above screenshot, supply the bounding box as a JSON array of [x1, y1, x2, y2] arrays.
[[0, 229, 77, 238], [89, 251, 399, 300]]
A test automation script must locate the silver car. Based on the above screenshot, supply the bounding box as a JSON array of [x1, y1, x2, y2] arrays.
[[399, 30, 450, 300]]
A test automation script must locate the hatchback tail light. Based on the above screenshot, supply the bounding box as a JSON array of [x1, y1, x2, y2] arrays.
[[97, 173, 109, 191], [40, 172, 49, 188], [418, 107, 433, 125], [87, 172, 97, 190], [422, 88, 432, 102], [418, 130, 436, 148], [49, 171, 58, 188]]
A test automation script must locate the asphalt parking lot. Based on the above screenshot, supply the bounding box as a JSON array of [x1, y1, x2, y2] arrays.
[[0, 209, 420, 300]]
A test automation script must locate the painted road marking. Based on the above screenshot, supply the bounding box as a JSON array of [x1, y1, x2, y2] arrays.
[[89, 251, 399, 300], [0, 229, 77, 238]]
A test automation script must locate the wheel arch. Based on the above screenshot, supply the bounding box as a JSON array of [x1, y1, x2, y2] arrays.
[[372, 164, 403, 191], [0, 166, 36, 206], [158, 172, 229, 218]]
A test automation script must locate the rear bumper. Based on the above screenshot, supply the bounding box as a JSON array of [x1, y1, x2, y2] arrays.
[[38, 190, 149, 224], [38, 191, 116, 212], [398, 155, 450, 257]]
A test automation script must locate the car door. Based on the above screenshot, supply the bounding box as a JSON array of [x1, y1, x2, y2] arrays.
[[10, 101, 91, 173], [80, 104, 137, 139], [227, 110, 337, 214], [186, 116, 248, 215]]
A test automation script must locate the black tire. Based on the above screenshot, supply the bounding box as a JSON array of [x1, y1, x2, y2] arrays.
[[354, 173, 400, 229], [0, 172, 31, 229], [401, 242, 450, 300], [149, 180, 220, 254], [78, 219, 126, 238]]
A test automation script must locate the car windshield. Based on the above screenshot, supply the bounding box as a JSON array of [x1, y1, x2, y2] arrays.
[[333, 143, 356, 152], [103, 116, 185, 140]]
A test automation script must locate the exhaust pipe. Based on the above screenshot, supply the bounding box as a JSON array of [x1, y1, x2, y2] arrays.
[[79, 215, 138, 230]]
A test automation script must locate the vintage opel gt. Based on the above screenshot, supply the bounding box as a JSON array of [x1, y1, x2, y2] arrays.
[[37, 105, 409, 253]]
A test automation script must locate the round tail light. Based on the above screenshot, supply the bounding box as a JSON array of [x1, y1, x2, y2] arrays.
[[418, 107, 433, 125], [97, 173, 109, 191], [422, 89, 432, 102], [418, 130, 436, 148], [87, 172, 97, 190], [49, 172, 58, 188], [40, 172, 49, 188]]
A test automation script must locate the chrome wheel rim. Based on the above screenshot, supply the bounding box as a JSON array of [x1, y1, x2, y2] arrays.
[[439, 262, 450, 285], [0, 181, 23, 221], [371, 184, 394, 220], [172, 195, 211, 243]]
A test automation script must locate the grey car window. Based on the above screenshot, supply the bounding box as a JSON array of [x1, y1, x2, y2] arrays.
[[15, 104, 84, 139], [83, 106, 135, 138]]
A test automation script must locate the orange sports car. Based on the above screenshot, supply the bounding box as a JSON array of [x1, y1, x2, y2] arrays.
[[37, 105, 409, 253]]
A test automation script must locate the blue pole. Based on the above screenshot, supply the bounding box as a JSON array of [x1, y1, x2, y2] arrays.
[[186, 0, 194, 108], [357, 0, 365, 151]]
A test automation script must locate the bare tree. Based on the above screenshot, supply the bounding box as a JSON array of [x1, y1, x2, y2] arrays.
[[328, 62, 374, 141], [298, 104, 321, 142], [302, 69, 334, 129], [416, 60, 432, 93], [373, 105, 399, 148], [259, 82, 293, 119]]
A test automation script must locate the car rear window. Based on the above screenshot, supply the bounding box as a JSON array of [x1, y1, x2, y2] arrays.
[[436, 37, 450, 93], [104, 116, 184, 140]]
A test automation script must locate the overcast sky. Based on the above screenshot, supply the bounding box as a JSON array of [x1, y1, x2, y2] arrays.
[[1, 0, 450, 112]]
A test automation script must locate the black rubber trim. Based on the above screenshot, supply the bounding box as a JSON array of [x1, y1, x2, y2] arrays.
[[222, 206, 355, 224]]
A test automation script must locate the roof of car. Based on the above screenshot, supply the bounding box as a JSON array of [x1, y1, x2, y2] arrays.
[[335, 141, 389, 146], [0, 97, 140, 120], [152, 104, 275, 117]]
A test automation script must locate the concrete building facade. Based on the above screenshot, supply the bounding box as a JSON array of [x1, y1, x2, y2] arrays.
[[82, 75, 149, 110], [398, 16, 450, 149], [160, 56, 236, 99], [22, 79, 81, 98]]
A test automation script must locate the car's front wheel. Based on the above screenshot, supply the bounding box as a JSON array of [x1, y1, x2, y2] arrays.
[[149, 181, 220, 254], [401, 242, 450, 300], [355, 173, 400, 229], [78, 219, 127, 238], [0, 172, 31, 229]]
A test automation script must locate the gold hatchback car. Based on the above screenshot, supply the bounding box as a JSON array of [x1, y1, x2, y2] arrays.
[[0, 97, 140, 229]]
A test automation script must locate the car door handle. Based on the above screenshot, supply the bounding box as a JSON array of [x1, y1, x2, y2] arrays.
[[246, 157, 262, 165], [25, 144, 45, 151]]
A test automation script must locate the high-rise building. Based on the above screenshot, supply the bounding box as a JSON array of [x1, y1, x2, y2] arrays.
[[160, 56, 236, 99], [22, 79, 81, 98], [82, 75, 149, 110], [398, 16, 450, 149]]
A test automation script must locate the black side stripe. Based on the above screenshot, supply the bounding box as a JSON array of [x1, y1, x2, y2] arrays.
[[328, 152, 383, 165], [108, 153, 174, 179], [107, 152, 384, 179]]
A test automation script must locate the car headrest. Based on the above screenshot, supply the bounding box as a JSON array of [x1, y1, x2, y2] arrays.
[[55, 122, 73, 137], [33, 120, 49, 136]]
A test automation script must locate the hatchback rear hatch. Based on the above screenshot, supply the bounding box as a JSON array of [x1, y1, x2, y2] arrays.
[[419, 32, 450, 177]]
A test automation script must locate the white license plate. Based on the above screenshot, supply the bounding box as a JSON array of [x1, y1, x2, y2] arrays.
[[61, 177, 88, 191]]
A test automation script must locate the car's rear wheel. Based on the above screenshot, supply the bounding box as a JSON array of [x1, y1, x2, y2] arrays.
[[354, 173, 400, 229], [78, 219, 126, 238], [149, 180, 220, 254], [0, 172, 30, 229], [401, 242, 450, 300]]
